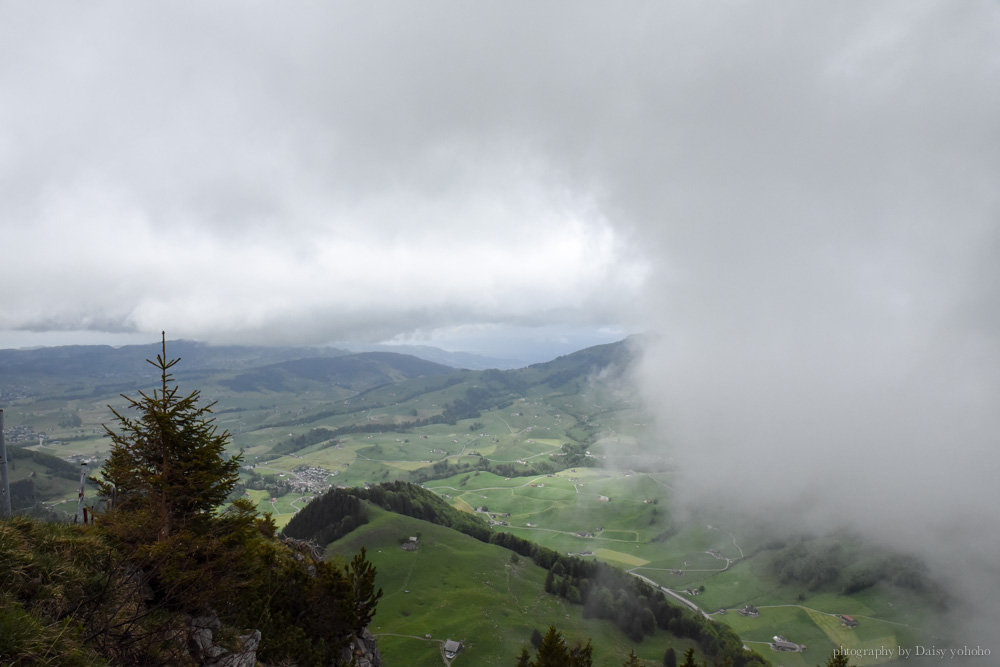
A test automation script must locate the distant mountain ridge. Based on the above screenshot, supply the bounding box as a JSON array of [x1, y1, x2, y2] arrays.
[[0, 339, 527, 386], [0, 340, 351, 381], [218, 351, 456, 393], [343, 343, 528, 370], [0, 337, 643, 393], [0, 335, 640, 423]]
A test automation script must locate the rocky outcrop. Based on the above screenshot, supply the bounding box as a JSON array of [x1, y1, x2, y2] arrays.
[[217, 631, 260, 667], [189, 613, 381, 667], [189, 614, 261, 667], [335, 628, 383, 667]]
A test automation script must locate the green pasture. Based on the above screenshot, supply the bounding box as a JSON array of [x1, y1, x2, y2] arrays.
[[372, 636, 446, 667], [805, 609, 899, 666], [27, 436, 107, 460], [592, 548, 649, 568], [503, 528, 603, 556], [661, 559, 774, 611], [598, 529, 638, 541], [725, 605, 829, 667], [849, 584, 944, 637], [213, 374, 607, 494], [427, 469, 672, 539], [327, 506, 706, 667], [241, 488, 309, 528], [721, 603, 904, 667], [423, 467, 943, 666], [426, 471, 535, 491], [509, 509, 665, 551]]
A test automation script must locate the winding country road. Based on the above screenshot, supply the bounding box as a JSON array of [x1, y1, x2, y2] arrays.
[[627, 526, 747, 620], [628, 571, 715, 620]]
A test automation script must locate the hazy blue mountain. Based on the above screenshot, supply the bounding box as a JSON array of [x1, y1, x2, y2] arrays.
[[0, 340, 351, 383], [218, 351, 455, 393], [342, 343, 527, 370]]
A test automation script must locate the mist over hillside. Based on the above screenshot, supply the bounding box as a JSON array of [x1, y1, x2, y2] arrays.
[[632, 316, 999, 650]]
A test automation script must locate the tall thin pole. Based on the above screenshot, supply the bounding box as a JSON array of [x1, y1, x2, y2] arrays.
[[0, 409, 11, 518], [75, 462, 87, 524]]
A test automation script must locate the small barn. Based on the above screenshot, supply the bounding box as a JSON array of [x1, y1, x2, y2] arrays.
[[444, 639, 463, 658]]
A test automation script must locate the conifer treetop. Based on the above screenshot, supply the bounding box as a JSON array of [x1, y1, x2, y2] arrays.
[[96, 332, 241, 540]]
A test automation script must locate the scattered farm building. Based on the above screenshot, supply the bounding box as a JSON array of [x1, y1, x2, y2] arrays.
[[840, 614, 859, 627], [444, 639, 464, 658], [738, 604, 759, 617]]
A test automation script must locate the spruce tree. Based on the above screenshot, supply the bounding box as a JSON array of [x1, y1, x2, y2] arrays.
[[571, 639, 594, 667], [348, 546, 384, 634], [533, 626, 569, 667], [96, 334, 241, 540], [664, 646, 677, 667], [528, 626, 593, 667]]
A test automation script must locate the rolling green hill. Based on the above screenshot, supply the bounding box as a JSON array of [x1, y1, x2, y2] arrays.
[[326, 505, 707, 667], [1, 336, 954, 665]]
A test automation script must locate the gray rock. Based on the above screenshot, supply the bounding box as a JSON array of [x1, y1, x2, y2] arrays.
[[216, 630, 261, 667], [188, 613, 260, 667], [334, 628, 383, 667]]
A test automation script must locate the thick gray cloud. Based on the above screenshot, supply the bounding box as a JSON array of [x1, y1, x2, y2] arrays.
[[0, 1, 652, 347], [5, 2, 994, 351], [611, 1, 1000, 642]]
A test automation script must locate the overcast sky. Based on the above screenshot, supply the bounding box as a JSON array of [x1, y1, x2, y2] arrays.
[[2, 1, 659, 353], [1, 2, 996, 355]]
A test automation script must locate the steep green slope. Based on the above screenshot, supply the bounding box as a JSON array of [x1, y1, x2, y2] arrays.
[[288, 481, 766, 666], [327, 505, 707, 667]]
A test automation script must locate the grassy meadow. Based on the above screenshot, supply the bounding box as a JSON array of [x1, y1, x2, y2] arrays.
[[419, 465, 942, 666], [328, 506, 704, 667]]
